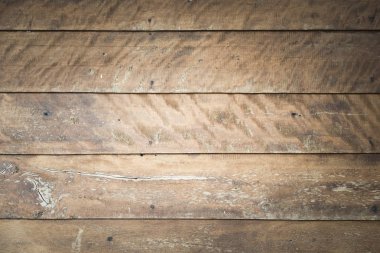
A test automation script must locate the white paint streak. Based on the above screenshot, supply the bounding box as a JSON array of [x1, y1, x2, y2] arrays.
[[24, 174, 55, 209], [71, 228, 84, 253], [43, 168, 212, 181]]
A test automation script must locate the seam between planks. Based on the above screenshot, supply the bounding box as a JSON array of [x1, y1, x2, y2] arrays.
[[1, 218, 380, 221], [0, 30, 380, 32]]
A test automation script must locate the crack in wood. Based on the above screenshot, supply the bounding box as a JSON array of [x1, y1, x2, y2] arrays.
[[42, 168, 213, 181]]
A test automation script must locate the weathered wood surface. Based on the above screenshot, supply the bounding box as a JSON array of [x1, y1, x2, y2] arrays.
[[0, 154, 378, 219], [0, 94, 378, 154], [1, 32, 379, 93], [0, 0, 379, 30], [0, 220, 379, 253]]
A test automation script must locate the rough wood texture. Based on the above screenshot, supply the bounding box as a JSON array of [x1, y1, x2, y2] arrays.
[[0, 220, 379, 253], [0, 94, 378, 154], [1, 32, 379, 93], [0, 0, 379, 30], [0, 154, 379, 219]]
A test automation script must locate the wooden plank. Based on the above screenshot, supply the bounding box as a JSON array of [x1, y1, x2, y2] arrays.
[[0, 0, 379, 30], [1, 32, 379, 93], [0, 220, 379, 253], [0, 94, 378, 154], [0, 154, 378, 219]]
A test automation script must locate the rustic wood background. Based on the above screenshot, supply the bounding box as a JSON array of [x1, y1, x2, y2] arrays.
[[0, 0, 379, 252]]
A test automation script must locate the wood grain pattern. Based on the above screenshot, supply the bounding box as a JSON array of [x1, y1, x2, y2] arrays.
[[0, 94, 378, 154], [1, 32, 379, 93], [1, 220, 379, 253], [1, 0, 379, 251], [1, 154, 379, 219], [0, 0, 379, 30]]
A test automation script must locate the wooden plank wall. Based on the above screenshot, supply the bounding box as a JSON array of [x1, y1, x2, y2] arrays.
[[0, 0, 379, 252]]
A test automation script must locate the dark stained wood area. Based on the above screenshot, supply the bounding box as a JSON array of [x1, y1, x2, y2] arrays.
[[0, 0, 379, 30], [0, 1, 379, 252], [1, 31, 379, 93]]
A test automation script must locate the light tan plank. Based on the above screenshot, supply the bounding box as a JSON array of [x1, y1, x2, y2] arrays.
[[0, 220, 379, 253], [0, 0, 379, 30], [0, 94, 378, 154], [0, 154, 378, 219], [1, 32, 379, 93]]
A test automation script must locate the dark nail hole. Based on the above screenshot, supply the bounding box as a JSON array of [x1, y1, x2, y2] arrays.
[[117, 119, 121, 122], [43, 111, 50, 116], [150, 204, 155, 209], [107, 236, 113, 242], [148, 140, 153, 145], [140, 154, 144, 157], [102, 52, 107, 56], [368, 137, 374, 147], [291, 112, 301, 117], [150, 80, 154, 87], [371, 205, 378, 213], [148, 18, 152, 23]]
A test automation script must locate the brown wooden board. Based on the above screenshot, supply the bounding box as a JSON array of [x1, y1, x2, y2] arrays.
[[0, 0, 379, 30], [0, 220, 379, 253], [0, 154, 378, 219], [1, 32, 379, 93], [0, 94, 378, 154]]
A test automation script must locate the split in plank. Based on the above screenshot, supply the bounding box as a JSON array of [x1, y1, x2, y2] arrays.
[[0, 220, 379, 253], [0, 154, 379, 219], [0, 0, 379, 30], [1, 32, 379, 93], [0, 94, 378, 154]]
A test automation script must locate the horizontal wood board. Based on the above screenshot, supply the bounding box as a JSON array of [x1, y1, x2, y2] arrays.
[[0, 220, 379, 253], [1, 32, 379, 93], [0, 154, 379, 219], [0, 0, 379, 30], [0, 94, 378, 154]]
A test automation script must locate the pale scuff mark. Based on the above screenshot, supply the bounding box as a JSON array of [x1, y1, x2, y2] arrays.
[[23, 173, 55, 209], [0, 161, 19, 175], [43, 168, 212, 181], [332, 186, 353, 192], [312, 112, 367, 116], [71, 228, 84, 253]]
